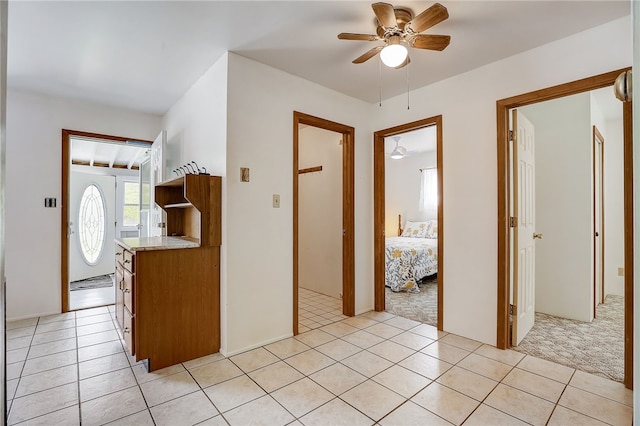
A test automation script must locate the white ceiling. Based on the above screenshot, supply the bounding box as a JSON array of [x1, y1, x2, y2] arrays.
[[71, 137, 149, 170], [7, 1, 630, 116], [385, 125, 436, 155]]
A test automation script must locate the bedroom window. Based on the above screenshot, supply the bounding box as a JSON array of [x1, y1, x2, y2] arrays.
[[122, 181, 140, 227], [419, 167, 438, 214], [78, 183, 106, 265]]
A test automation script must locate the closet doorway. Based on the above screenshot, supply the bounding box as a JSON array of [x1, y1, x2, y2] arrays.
[[293, 112, 355, 335], [61, 130, 151, 312], [373, 116, 444, 330]]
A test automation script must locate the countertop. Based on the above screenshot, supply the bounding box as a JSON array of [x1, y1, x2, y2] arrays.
[[115, 236, 200, 252]]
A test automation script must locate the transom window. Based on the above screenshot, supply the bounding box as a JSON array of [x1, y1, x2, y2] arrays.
[[78, 184, 106, 265]]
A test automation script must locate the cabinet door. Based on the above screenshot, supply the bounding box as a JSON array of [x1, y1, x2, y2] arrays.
[[114, 266, 125, 331], [123, 270, 134, 313], [123, 307, 135, 356]]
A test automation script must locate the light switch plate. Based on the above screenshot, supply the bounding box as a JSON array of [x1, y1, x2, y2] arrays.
[[241, 168, 250, 182], [273, 194, 280, 208]]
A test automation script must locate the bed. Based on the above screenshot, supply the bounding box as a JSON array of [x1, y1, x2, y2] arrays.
[[385, 218, 438, 293]]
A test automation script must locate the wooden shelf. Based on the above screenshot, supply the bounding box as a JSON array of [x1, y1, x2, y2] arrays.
[[155, 174, 221, 247]]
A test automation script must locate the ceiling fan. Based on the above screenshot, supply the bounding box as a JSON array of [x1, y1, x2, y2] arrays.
[[338, 2, 450, 68]]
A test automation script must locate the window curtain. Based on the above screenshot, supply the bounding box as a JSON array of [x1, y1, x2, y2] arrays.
[[419, 168, 437, 215]]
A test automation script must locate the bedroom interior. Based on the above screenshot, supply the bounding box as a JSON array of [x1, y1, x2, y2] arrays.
[[2, 1, 637, 424], [507, 85, 626, 383], [382, 126, 439, 327]]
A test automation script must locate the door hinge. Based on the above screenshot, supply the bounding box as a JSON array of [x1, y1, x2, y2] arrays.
[[509, 130, 514, 142], [510, 304, 517, 316], [509, 217, 517, 228]]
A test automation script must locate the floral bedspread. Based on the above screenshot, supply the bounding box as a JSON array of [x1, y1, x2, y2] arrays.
[[385, 237, 438, 293]]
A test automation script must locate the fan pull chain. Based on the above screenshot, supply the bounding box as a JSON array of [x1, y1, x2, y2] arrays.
[[406, 60, 410, 110], [379, 57, 382, 107]]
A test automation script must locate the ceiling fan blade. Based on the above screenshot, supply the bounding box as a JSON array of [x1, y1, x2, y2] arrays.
[[406, 3, 449, 33], [394, 55, 411, 69], [410, 34, 451, 51], [352, 46, 384, 64], [338, 33, 379, 41], [372, 2, 397, 29]]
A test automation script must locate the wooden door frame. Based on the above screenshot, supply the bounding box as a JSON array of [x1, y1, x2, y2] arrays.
[[373, 116, 444, 330], [593, 125, 605, 312], [292, 112, 355, 335], [61, 129, 152, 312], [496, 68, 633, 389]]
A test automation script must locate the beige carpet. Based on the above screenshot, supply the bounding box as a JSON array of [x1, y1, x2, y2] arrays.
[[385, 276, 437, 327], [513, 295, 624, 382]]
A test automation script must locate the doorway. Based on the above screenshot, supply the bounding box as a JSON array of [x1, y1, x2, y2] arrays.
[[61, 130, 151, 312], [293, 112, 355, 335], [373, 116, 444, 330], [496, 68, 633, 388]]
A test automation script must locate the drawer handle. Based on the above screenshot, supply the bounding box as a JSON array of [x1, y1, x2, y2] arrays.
[[119, 279, 124, 290], [116, 252, 122, 256], [123, 288, 130, 294], [124, 259, 131, 264], [123, 327, 130, 334]]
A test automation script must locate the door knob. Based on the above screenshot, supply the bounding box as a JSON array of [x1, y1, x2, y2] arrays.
[[533, 233, 543, 240]]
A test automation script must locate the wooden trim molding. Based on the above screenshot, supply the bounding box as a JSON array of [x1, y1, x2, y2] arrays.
[[293, 112, 355, 335], [495, 68, 633, 390], [623, 100, 633, 389], [61, 130, 152, 313], [373, 116, 444, 330], [298, 166, 323, 175]]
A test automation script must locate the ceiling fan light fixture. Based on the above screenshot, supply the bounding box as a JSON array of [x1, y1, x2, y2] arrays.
[[380, 35, 408, 67], [390, 137, 406, 159]]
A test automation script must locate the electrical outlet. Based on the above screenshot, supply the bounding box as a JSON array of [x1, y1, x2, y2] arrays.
[[273, 194, 280, 208], [618, 267, 624, 277]]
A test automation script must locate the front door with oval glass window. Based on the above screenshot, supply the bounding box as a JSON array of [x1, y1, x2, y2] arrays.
[[68, 173, 116, 297]]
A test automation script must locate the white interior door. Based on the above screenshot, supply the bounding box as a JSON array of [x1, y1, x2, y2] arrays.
[[512, 109, 536, 345], [139, 157, 151, 238], [69, 172, 116, 282], [150, 131, 166, 237], [594, 131, 604, 307], [139, 131, 166, 238]]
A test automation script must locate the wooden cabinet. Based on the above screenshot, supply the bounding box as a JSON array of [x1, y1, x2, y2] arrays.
[[115, 174, 221, 372]]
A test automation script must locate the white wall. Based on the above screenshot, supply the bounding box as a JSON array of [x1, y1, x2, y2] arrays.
[[384, 150, 435, 237], [369, 17, 631, 344], [602, 117, 625, 297], [161, 53, 228, 352], [224, 53, 374, 355], [298, 125, 342, 298], [6, 89, 161, 320], [521, 94, 592, 322]]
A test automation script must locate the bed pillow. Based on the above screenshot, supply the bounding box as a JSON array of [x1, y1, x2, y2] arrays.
[[401, 221, 428, 238], [424, 220, 438, 239]]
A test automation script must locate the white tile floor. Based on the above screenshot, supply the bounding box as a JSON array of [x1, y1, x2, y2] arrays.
[[69, 287, 115, 311], [6, 299, 633, 425], [298, 288, 346, 332]]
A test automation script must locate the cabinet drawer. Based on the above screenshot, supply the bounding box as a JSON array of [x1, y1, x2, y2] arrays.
[[123, 307, 135, 356], [115, 245, 125, 265], [122, 250, 135, 273], [123, 270, 135, 313]]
